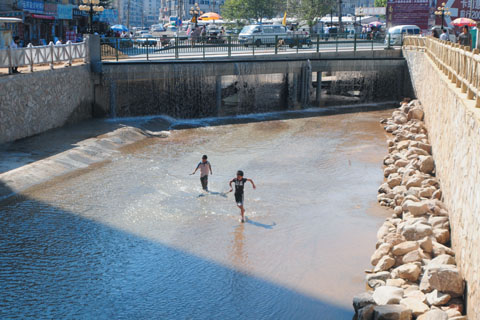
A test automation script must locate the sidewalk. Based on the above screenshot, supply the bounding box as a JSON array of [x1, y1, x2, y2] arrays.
[[0, 59, 86, 76]]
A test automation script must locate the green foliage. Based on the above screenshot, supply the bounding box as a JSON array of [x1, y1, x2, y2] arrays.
[[221, 0, 284, 22], [287, 0, 336, 27], [374, 0, 387, 7]]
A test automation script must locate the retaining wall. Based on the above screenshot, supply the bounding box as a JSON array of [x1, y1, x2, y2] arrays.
[[404, 49, 480, 318], [0, 65, 94, 144]]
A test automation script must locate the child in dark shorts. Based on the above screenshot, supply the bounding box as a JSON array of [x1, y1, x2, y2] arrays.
[[229, 170, 256, 223]]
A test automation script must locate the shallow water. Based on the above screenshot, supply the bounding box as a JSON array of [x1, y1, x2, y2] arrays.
[[0, 110, 391, 319]]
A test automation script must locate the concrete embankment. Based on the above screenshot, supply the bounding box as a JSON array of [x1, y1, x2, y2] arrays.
[[404, 49, 480, 318], [0, 126, 168, 201], [353, 100, 466, 320], [0, 65, 94, 144]]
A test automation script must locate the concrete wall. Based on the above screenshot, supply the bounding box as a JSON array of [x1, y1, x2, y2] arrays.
[[0, 65, 94, 144], [404, 49, 480, 318]]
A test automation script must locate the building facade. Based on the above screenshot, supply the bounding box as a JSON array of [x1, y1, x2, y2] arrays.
[[159, 0, 225, 24], [115, 0, 145, 28], [143, 0, 161, 27], [0, 0, 92, 45], [341, 0, 375, 16]]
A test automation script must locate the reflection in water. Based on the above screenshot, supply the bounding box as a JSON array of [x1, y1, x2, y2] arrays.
[[231, 224, 247, 267], [0, 110, 393, 319]]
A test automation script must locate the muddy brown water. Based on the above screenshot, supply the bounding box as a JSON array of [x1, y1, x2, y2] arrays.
[[0, 110, 392, 319]]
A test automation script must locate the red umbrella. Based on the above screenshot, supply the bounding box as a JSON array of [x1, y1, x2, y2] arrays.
[[369, 21, 384, 28], [451, 17, 477, 27]]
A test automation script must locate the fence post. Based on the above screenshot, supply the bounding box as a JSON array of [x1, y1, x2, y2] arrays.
[[67, 41, 73, 66], [275, 35, 278, 55], [316, 34, 319, 53], [252, 36, 255, 56], [354, 33, 357, 52], [7, 46, 13, 74], [146, 38, 149, 61], [228, 36, 231, 57], [202, 37, 206, 59], [28, 43, 34, 72], [175, 37, 179, 59], [296, 35, 299, 54], [116, 38, 119, 61], [335, 34, 338, 52], [49, 41, 54, 70]]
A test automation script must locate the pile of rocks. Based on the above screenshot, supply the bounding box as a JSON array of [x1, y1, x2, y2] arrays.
[[352, 100, 466, 320]]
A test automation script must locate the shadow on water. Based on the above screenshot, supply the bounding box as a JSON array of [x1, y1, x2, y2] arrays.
[[0, 181, 353, 319], [246, 218, 277, 230]]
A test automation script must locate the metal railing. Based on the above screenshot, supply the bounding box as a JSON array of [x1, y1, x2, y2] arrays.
[[0, 41, 87, 72], [100, 34, 386, 61], [403, 36, 480, 108]]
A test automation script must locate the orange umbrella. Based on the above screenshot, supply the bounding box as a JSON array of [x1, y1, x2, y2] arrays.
[[199, 12, 222, 21], [451, 17, 477, 27]]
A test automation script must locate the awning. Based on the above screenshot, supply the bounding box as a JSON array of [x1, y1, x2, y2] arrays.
[[31, 14, 55, 20], [0, 17, 23, 23]]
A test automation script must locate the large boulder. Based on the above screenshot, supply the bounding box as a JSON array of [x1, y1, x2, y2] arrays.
[[373, 305, 412, 320], [358, 305, 375, 320], [418, 156, 434, 174], [432, 241, 455, 256], [374, 255, 396, 272], [407, 108, 424, 121], [418, 236, 433, 253], [401, 223, 433, 241], [417, 309, 448, 320], [428, 254, 456, 267], [372, 243, 393, 266], [391, 263, 421, 282], [425, 289, 451, 306], [405, 176, 424, 189], [419, 265, 464, 297], [399, 297, 429, 316], [402, 249, 424, 264], [402, 200, 429, 216], [384, 233, 406, 246], [373, 286, 404, 305], [388, 175, 403, 188], [353, 292, 376, 312], [392, 241, 419, 256], [433, 228, 450, 245]]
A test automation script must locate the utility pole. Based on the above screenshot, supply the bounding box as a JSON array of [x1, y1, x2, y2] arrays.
[[126, 0, 131, 29], [338, 0, 343, 33]]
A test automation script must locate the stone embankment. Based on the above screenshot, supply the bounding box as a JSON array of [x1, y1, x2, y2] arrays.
[[353, 100, 466, 320]]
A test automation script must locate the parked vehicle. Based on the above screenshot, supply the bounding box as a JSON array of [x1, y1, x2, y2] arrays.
[[430, 26, 456, 42], [238, 24, 288, 46], [385, 25, 421, 46], [135, 33, 157, 46], [284, 31, 312, 48]]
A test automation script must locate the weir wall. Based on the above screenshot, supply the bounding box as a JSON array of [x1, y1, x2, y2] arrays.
[[0, 65, 94, 144], [404, 49, 480, 318]]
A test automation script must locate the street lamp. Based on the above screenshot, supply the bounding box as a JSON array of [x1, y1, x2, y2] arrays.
[[189, 3, 203, 28], [356, 6, 364, 39], [435, 2, 451, 31], [78, 0, 104, 34]]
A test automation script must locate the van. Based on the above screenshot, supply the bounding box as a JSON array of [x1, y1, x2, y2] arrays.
[[385, 25, 421, 46], [238, 24, 287, 46]]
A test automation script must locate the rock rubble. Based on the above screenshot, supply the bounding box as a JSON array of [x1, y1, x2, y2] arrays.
[[353, 100, 466, 320]]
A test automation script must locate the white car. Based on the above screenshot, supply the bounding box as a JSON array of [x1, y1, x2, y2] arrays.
[[385, 25, 421, 46], [238, 24, 287, 46]]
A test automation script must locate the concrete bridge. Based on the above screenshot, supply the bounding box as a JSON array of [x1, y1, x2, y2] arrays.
[[94, 48, 409, 118]]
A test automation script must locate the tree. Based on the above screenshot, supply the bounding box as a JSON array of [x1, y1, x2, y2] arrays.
[[222, 0, 284, 22], [287, 0, 336, 28], [374, 0, 387, 7]]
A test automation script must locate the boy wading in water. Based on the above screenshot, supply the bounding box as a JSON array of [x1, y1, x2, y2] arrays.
[[191, 155, 212, 191], [229, 170, 256, 223]]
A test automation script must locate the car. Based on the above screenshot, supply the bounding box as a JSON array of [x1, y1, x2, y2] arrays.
[[135, 33, 157, 46], [385, 25, 421, 46], [238, 24, 288, 46], [284, 31, 312, 48], [431, 26, 456, 42]]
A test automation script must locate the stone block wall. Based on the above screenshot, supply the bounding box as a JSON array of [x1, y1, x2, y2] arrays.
[[404, 49, 480, 318], [0, 65, 93, 144]]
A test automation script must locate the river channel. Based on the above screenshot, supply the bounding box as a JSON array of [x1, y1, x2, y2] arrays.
[[0, 110, 392, 319]]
